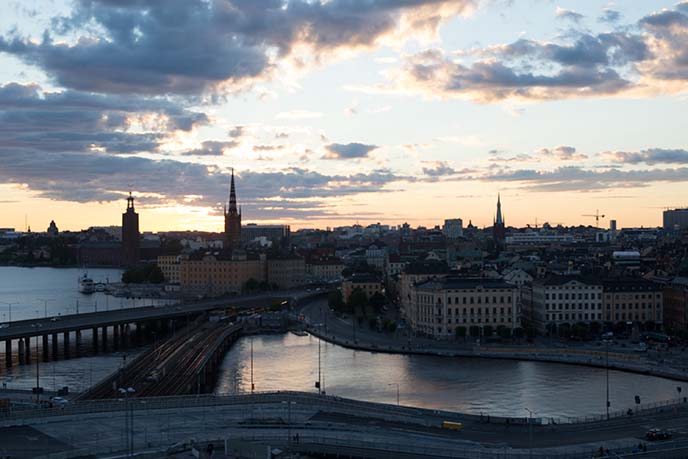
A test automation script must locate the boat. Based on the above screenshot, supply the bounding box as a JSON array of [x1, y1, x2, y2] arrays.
[[78, 274, 95, 294]]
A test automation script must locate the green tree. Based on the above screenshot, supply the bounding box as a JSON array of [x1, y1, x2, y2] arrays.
[[369, 292, 386, 313], [512, 327, 524, 340], [348, 288, 368, 316], [483, 325, 493, 338], [497, 326, 512, 340], [328, 290, 346, 313], [469, 325, 481, 338], [455, 326, 467, 342]]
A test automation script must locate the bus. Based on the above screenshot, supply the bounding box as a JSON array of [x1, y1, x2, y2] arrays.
[[441, 421, 463, 431]]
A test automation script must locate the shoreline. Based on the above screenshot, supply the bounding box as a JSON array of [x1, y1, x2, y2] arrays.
[[303, 325, 688, 384]]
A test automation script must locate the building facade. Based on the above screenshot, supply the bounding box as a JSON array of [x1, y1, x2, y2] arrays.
[[442, 218, 463, 239], [306, 257, 345, 282], [663, 208, 688, 230], [179, 253, 264, 296], [664, 277, 688, 331], [267, 256, 306, 289], [602, 279, 662, 326], [528, 276, 604, 333], [409, 277, 518, 339], [342, 274, 383, 302]]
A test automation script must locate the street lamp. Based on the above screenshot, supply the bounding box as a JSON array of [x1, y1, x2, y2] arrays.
[[605, 339, 610, 420], [388, 383, 400, 406], [525, 408, 535, 459], [38, 299, 55, 318], [0, 302, 17, 323], [118, 387, 136, 457]]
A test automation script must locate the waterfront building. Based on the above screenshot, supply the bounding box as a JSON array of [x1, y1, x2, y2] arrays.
[[398, 261, 450, 320], [663, 208, 688, 230], [527, 276, 603, 333], [306, 257, 345, 282], [179, 252, 265, 296], [409, 277, 518, 339], [505, 232, 575, 246], [157, 254, 188, 284], [664, 277, 688, 331], [267, 255, 306, 289], [602, 279, 662, 326], [443, 218, 464, 239], [342, 274, 383, 302], [122, 192, 140, 265], [224, 169, 242, 251]]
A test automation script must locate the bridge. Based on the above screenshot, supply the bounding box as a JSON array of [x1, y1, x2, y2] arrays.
[[0, 289, 323, 369]]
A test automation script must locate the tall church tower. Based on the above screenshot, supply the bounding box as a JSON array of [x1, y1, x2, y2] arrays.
[[224, 169, 242, 251], [122, 192, 140, 265], [492, 193, 505, 243]]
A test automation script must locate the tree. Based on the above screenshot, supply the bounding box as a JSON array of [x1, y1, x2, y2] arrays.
[[369, 292, 386, 313], [244, 278, 260, 292], [589, 321, 602, 336], [496, 325, 511, 340], [558, 323, 571, 338], [328, 290, 346, 313], [347, 288, 368, 316], [483, 325, 493, 338], [546, 322, 557, 337], [512, 327, 524, 340], [122, 264, 164, 284], [469, 325, 481, 338], [455, 326, 467, 342]]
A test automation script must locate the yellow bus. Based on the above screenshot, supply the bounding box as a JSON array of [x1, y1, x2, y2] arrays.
[[441, 421, 463, 431]]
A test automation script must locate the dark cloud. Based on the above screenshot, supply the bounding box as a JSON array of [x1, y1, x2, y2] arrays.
[[598, 9, 621, 23], [602, 148, 688, 165], [485, 166, 688, 191], [537, 146, 587, 161], [323, 142, 379, 159], [0, 0, 474, 96], [422, 161, 456, 176], [0, 82, 207, 157], [181, 140, 239, 156]]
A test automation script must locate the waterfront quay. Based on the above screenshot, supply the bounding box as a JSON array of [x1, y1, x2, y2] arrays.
[[3, 392, 688, 458]]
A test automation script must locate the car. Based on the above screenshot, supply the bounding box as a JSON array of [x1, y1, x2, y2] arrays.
[[646, 428, 672, 441], [0, 323, 9, 329], [50, 317, 60, 322]]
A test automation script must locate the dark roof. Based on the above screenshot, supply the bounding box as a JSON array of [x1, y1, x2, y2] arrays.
[[404, 260, 450, 275], [416, 277, 516, 291], [536, 275, 600, 286], [602, 278, 661, 292], [346, 273, 380, 283]]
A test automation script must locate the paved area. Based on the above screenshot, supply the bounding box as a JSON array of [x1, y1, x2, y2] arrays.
[[0, 425, 74, 458]]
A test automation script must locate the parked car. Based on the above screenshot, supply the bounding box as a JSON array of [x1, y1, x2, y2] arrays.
[[646, 428, 672, 441]]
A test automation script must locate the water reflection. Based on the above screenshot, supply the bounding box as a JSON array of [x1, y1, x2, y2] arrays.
[[216, 333, 681, 419]]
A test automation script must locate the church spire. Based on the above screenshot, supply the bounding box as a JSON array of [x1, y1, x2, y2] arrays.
[[229, 168, 237, 213], [495, 193, 503, 225]]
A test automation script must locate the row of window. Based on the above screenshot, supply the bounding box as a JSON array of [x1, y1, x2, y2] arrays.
[[545, 303, 601, 311], [418, 296, 513, 305], [546, 313, 603, 321], [546, 293, 602, 300], [605, 293, 661, 300], [605, 303, 660, 310]]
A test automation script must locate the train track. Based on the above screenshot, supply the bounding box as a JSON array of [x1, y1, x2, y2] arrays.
[[78, 316, 241, 399]]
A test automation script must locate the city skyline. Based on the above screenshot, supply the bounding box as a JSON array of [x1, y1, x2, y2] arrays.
[[2, 0, 688, 232]]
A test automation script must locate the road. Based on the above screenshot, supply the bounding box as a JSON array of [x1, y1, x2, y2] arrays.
[[4, 392, 688, 458]]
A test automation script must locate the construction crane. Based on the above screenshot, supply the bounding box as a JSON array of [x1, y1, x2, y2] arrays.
[[582, 209, 606, 228]]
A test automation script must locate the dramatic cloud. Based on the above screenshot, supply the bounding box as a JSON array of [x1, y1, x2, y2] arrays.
[[381, 5, 688, 102], [485, 166, 688, 191], [181, 140, 239, 156], [422, 161, 457, 176], [0, 0, 474, 96], [0, 82, 207, 156], [601, 148, 688, 165], [598, 9, 622, 23], [323, 142, 379, 160]]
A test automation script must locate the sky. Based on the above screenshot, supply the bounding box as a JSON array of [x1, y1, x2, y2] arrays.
[[1, 0, 687, 233]]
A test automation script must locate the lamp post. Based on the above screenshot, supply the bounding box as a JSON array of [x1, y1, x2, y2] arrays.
[[0, 302, 17, 323], [606, 339, 610, 420], [118, 387, 136, 457], [388, 383, 400, 406], [525, 408, 535, 459], [38, 299, 55, 318]]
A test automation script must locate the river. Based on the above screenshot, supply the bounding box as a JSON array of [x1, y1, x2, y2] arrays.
[[215, 333, 683, 420]]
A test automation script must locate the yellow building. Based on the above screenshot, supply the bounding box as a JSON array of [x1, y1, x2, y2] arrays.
[[179, 253, 265, 296], [267, 256, 306, 289], [342, 274, 383, 302]]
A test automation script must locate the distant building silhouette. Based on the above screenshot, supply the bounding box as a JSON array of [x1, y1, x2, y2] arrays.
[[122, 192, 140, 265], [224, 169, 242, 251], [492, 193, 505, 243], [47, 220, 59, 237]]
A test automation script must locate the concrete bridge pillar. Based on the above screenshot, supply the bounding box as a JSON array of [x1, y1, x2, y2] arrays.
[[135, 322, 143, 345], [42, 335, 49, 362], [5, 339, 12, 368], [113, 324, 119, 350], [17, 338, 24, 365], [24, 337, 31, 365], [51, 334, 58, 360], [120, 324, 127, 348], [63, 331, 70, 359], [101, 326, 108, 352], [92, 327, 99, 353], [75, 330, 81, 357]]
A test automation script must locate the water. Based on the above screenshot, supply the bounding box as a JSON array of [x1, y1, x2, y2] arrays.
[[0, 266, 168, 322], [215, 333, 683, 419]]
